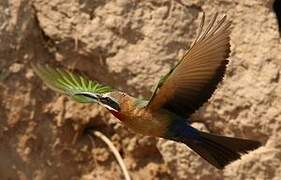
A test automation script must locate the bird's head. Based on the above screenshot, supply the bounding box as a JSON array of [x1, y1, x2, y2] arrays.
[[74, 91, 125, 112]]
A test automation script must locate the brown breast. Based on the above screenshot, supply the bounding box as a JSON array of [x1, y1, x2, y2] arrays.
[[115, 95, 171, 137]]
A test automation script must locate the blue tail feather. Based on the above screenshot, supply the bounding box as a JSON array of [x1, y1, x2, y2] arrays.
[[167, 122, 261, 169]]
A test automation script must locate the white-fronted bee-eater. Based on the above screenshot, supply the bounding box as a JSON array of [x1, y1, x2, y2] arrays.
[[32, 13, 261, 169]]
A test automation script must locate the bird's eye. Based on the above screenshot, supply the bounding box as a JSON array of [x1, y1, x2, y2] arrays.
[[100, 97, 112, 104]]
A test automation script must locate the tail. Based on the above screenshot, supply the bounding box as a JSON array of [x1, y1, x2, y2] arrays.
[[174, 126, 261, 169]]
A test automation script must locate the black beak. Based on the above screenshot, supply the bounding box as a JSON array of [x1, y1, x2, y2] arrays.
[[74, 92, 102, 101]]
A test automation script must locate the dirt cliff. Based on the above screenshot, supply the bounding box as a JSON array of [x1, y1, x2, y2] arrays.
[[0, 0, 280, 179]]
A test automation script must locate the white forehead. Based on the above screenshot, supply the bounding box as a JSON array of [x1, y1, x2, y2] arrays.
[[103, 92, 113, 97], [103, 91, 125, 97]]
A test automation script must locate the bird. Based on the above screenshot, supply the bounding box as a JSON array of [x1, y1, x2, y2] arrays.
[[32, 13, 261, 169]]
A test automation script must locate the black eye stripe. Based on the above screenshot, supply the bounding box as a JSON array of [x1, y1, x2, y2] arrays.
[[98, 96, 121, 111], [101, 97, 112, 104]]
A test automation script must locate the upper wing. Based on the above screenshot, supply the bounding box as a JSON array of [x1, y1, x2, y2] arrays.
[[146, 13, 231, 117], [32, 64, 112, 103]]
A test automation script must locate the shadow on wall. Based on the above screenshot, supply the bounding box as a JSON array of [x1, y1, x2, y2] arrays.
[[273, 0, 281, 36]]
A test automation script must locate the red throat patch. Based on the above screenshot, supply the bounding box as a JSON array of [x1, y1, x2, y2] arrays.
[[109, 110, 123, 120]]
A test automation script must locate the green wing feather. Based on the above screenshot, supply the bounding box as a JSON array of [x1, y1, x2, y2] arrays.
[[32, 64, 112, 103], [147, 70, 172, 103]]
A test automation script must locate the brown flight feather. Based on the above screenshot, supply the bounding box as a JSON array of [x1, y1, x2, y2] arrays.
[[147, 13, 231, 117]]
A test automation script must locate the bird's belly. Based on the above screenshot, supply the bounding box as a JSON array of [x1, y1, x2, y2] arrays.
[[121, 109, 171, 137]]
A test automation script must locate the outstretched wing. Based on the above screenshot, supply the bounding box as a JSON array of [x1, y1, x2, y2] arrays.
[[32, 64, 112, 103], [147, 13, 231, 117]]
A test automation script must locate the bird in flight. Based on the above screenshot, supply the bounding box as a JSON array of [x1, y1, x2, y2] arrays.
[[32, 13, 261, 169]]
